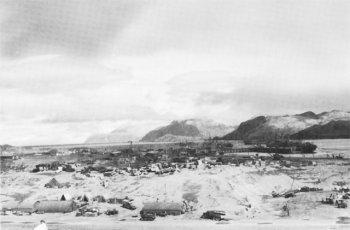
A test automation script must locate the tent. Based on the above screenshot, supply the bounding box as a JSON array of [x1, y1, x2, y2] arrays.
[[44, 178, 61, 188], [44, 178, 70, 188], [33, 200, 78, 213], [79, 193, 92, 202], [60, 193, 72, 201]]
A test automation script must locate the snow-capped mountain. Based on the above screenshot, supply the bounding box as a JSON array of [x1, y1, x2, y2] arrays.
[[141, 119, 235, 142]]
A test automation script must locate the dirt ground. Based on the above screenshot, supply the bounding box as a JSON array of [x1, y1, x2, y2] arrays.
[[1, 159, 350, 229]]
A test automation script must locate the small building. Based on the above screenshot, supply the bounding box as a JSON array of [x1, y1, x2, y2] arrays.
[[203, 156, 217, 164], [141, 202, 184, 216], [55, 150, 70, 156], [93, 195, 107, 203], [131, 156, 137, 163], [160, 154, 170, 162], [0, 150, 15, 160], [118, 157, 131, 167], [33, 200, 78, 213], [2, 202, 34, 214], [110, 151, 121, 156]]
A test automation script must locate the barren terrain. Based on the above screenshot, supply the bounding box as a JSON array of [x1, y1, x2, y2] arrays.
[[1, 157, 349, 229]]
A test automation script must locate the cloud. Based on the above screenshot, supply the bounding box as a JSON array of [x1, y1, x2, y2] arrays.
[[40, 104, 166, 124], [3, 0, 349, 58], [195, 77, 350, 116], [0, 55, 131, 94], [1, 0, 144, 58], [117, 0, 350, 58], [164, 70, 350, 123]]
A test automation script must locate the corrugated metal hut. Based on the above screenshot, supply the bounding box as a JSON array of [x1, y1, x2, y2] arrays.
[[141, 202, 184, 216], [33, 200, 78, 213]]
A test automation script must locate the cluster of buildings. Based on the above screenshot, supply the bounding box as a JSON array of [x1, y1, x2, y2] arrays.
[[1, 188, 188, 220], [25, 140, 269, 177]]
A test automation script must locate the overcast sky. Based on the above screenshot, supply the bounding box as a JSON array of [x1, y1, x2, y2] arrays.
[[1, 0, 349, 146]]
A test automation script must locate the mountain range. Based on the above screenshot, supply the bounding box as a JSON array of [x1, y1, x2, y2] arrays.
[[85, 110, 350, 144], [85, 119, 235, 143], [222, 110, 350, 142]]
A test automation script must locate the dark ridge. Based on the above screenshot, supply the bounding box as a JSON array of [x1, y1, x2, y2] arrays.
[[291, 120, 350, 139], [222, 116, 267, 140]]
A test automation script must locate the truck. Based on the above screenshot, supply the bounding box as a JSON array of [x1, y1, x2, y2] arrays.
[[140, 212, 156, 221], [122, 201, 136, 210], [321, 197, 334, 205], [336, 200, 348, 208]]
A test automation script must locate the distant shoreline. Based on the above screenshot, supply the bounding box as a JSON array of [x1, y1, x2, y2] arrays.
[[4, 138, 350, 149]]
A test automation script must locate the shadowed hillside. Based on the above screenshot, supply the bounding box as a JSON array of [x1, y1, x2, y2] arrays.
[[291, 120, 350, 139], [222, 110, 350, 143]]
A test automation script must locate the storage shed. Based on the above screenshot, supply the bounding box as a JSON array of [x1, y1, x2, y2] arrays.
[[141, 202, 184, 216], [33, 200, 78, 213]]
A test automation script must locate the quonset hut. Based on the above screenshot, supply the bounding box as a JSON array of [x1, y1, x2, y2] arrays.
[[141, 202, 184, 216], [33, 200, 78, 213]]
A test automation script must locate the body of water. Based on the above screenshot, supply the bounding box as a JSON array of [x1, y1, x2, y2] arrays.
[[308, 139, 350, 158]]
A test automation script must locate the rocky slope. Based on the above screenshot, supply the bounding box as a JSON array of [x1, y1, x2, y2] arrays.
[[222, 110, 350, 142], [221, 116, 267, 140], [141, 119, 235, 142]]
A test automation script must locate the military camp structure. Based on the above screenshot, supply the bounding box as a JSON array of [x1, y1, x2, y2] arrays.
[[141, 202, 184, 216], [60, 193, 72, 201], [33, 200, 78, 213], [78, 193, 92, 202]]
